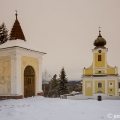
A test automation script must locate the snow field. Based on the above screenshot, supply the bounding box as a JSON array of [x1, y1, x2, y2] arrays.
[[0, 96, 120, 120]]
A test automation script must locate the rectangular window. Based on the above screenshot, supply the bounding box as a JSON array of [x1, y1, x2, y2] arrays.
[[87, 83, 91, 88], [98, 55, 102, 61], [98, 82, 102, 88], [109, 82, 113, 88]]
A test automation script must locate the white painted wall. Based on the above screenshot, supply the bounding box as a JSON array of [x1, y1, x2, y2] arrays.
[[0, 46, 45, 96]]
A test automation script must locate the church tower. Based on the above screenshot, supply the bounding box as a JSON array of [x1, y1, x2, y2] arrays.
[[82, 29, 119, 96]]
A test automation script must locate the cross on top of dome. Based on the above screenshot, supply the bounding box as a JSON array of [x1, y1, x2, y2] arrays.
[[93, 27, 106, 49]]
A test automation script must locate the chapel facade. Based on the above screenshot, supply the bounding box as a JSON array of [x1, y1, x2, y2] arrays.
[[0, 12, 46, 99], [82, 30, 119, 96]]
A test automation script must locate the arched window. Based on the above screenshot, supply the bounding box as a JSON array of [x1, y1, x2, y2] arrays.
[[24, 66, 35, 76], [98, 55, 102, 61], [98, 82, 102, 88]]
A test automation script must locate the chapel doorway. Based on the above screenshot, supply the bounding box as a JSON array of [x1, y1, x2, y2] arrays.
[[24, 66, 35, 98]]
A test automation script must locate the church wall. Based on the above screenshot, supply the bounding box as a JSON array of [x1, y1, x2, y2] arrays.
[[107, 80, 115, 95], [21, 56, 39, 97], [82, 80, 85, 96], [95, 70, 105, 74], [107, 69, 115, 75], [0, 56, 11, 95], [95, 53, 105, 67], [94, 80, 105, 94], [84, 69, 93, 75], [85, 81, 92, 96]]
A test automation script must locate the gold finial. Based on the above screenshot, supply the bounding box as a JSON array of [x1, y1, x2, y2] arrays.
[[15, 10, 18, 20]]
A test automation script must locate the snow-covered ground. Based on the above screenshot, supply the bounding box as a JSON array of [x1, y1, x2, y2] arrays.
[[0, 96, 120, 120]]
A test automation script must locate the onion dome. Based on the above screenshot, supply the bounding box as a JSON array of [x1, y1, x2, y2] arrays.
[[10, 11, 25, 41], [93, 29, 106, 49]]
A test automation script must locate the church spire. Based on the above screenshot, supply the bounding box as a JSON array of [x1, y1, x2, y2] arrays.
[[10, 11, 26, 41]]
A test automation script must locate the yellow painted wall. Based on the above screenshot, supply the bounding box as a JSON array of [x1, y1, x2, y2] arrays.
[[85, 69, 93, 75], [0, 56, 11, 95], [84, 64, 93, 75], [85, 81, 92, 96], [107, 64, 116, 75], [95, 53, 105, 67], [95, 81, 105, 94], [107, 69, 115, 74], [95, 70, 105, 74], [21, 56, 39, 97], [107, 80, 115, 95]]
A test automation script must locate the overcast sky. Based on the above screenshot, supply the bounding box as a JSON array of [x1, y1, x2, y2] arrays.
[[0, 0, 120, 80]]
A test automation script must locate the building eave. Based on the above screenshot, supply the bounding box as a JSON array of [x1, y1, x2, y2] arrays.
[[0, 46, 46, 55]]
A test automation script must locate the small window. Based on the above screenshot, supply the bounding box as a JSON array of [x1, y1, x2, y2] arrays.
[[110, 89, 112, 91], [99, 71, 101, 73], [98, 82, 102, 88], [98, 55, 102, 61], [87, 83, 91, 88], [109, 82, 113, 88]]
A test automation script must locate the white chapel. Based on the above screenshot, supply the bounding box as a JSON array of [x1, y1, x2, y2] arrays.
[[0, 12, 46, 99]]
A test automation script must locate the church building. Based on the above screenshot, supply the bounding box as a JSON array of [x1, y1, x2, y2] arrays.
[[82, 30, 119, 96], [0, 12, 46, 99]]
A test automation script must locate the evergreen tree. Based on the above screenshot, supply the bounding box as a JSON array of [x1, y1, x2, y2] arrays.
[[0, 23, 9, 45], [49, 74, 58, 97], [57, 68, 68, 96]]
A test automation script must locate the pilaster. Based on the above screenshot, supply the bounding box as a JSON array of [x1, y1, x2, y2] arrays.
[[92, 79, 94, 95], [83, 80, 85, 96], [38, 57, 43, 94], [10, 52, 22, 95], [115, 79, 118, 96], [105, 80, 107, 95]]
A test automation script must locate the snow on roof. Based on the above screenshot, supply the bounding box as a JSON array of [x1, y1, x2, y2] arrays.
[[0, 39, 45, 53]]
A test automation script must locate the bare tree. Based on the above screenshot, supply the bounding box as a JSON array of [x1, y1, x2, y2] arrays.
[[42, 69, 51, 97]]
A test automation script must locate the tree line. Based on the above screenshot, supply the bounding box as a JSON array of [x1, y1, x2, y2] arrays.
[[45, 68, 69, 97]]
